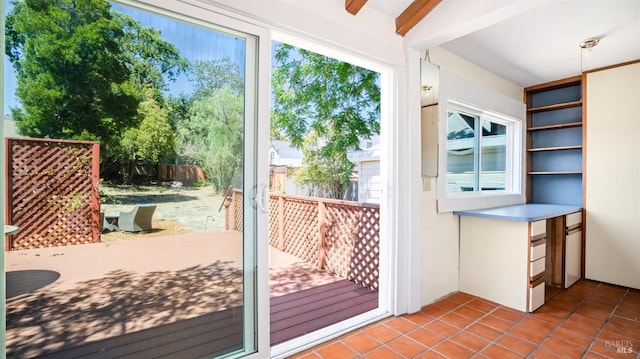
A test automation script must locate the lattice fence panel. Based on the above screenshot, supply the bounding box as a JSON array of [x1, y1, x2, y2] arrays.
[[5, 138, 100, 250], [223, 190, 379, 289], [224, 190, 244, 232], [347, 206, 380, 290], [281, 197, 319, 266], [324, 203, 380, 290], [268, 196, 279, 247], [323, 203, 359, 277]]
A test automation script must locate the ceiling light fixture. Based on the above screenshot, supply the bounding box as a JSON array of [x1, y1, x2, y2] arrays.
[[579, 36, 600, 64], [579, 37, 600, 49]]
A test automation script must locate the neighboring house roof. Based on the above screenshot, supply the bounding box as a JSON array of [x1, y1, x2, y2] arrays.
[[271, 140, 303, 160], [272, 137, 382, 165], [270, 139, 303, 166]]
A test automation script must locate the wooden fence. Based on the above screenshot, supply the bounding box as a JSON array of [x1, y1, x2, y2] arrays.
[[157, 165, 206, 185], [225, 190, 380, 290], [5, 137, 100, 250]]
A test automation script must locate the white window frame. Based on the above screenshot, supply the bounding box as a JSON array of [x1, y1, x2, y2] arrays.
[[446, 100, 517, 194], [437, 98, 523, 212]]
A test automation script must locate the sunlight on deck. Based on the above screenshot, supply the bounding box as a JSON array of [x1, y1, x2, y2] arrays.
[[5, 231, 352, 357]]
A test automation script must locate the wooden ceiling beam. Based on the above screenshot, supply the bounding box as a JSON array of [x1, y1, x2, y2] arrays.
[[346, 0, 368, 15], [395, 0, 443, 36]]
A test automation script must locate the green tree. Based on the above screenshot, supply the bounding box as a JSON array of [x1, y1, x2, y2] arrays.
[[5, 0, 186, 154], [271, 42, 380, 198], [295, 130, 354, 199], [119, 88, 176, 183], [167, 93, 193, 134], [177, 87, 243, 193], [190, 58, 243, 98], [174, 58, 245, 192], [116, 11, 188, 102]]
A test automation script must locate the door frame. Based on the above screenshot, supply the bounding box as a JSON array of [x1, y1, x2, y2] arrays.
[[268, 30, 399, 358], [1, 0, 423, 357]]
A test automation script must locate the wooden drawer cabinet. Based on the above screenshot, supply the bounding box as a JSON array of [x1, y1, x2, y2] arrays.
[[566, 211, 582, 227], [565, 211, 582, 288], [457, 205, 582, 313], [530, 257, 546, 279], [529, 277, 546, 312], [530, 239, 546, 261], [528, 220, 547, 311], [545, 210, 583, 289], [530, 220, 546, 239]]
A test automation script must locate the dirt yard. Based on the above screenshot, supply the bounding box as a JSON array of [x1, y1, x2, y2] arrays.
[[100, 184, 226, 240]]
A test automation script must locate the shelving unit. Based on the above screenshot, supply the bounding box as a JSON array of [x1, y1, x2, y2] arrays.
[[525, 76, 583, 206]]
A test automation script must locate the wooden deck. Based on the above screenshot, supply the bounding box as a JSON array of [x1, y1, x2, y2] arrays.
[[5, 231, 378, 358], [271, 280, 378, 345], [27, 280, 377, 358], [37, 307, 244, 359]]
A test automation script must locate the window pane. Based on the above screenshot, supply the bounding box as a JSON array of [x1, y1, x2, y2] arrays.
[[481, 120, 507, 190], [446, 110, 476, 192]]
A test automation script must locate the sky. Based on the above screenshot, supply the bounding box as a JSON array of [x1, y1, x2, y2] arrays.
[[3, 1, 246, 116]]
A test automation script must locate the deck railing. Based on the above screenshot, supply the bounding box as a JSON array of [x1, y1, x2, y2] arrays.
[[225, 190, 379, 290]]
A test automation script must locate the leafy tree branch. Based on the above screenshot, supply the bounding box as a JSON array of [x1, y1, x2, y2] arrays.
[[271, 42, 380, 198]]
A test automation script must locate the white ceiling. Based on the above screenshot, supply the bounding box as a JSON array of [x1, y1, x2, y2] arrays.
[[367, 0, 640, 87]]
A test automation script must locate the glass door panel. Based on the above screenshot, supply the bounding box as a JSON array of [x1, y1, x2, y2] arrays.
[[268, 40, 382, 347], [3, 1, 268, 357]]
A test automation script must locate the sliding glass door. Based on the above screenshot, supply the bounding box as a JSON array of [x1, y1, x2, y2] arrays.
[[3, 0, 270, 357]]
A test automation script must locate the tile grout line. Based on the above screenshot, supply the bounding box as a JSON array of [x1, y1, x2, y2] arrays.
[[413, 295, 474, 357], [360, 320, 411, 358], [298, 281, 639, 359], [339, 328, 373, 358], [377, 314, 447, 358], [422, 295, 525, 358], [522, 282, 602, 358], [468, 303, 532, 358], [433, 294, 564, 358], [427, 299, 472, 358], [529, 281, 631, 359], [356, 314, 449, 358], [337, 318, 421, 358], [388, 295, 476, 358], [581, 285, 630, 358]]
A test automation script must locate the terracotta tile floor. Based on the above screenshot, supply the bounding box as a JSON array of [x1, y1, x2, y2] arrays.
[[292, 280, 640, 358]]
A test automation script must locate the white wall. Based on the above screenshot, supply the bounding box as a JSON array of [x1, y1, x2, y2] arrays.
[[419, 47, 524, 305], [420, 176, 460, 305], [428, 48, 523, 101], [585, 62, 640, 290]]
